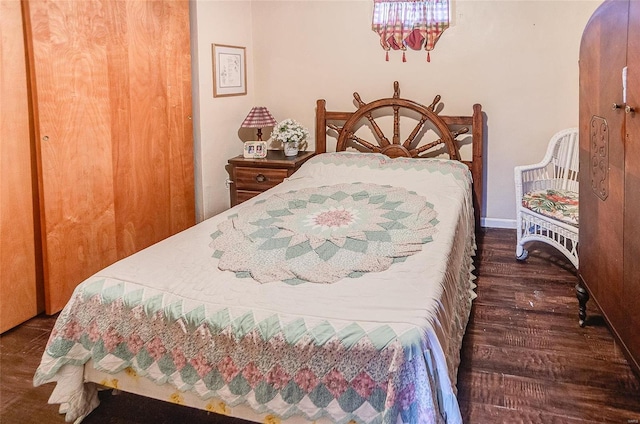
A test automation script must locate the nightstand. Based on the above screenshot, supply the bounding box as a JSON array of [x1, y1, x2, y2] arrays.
[[227, 150, 315, 207]]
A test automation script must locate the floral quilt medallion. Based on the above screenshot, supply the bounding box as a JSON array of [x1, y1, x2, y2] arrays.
[[210, 183, 439, 284]]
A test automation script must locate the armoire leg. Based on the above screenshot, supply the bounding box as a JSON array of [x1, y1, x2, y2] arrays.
[[576, 283, 589, 327]]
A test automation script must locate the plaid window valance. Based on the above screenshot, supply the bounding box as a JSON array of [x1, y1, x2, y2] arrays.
[[372, 0, 450, 62]]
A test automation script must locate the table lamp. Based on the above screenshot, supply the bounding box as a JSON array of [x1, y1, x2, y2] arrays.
[[241, 107, 277, 141]]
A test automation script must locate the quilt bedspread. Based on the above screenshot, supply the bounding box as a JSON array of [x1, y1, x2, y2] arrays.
[[211, 182, 439, 284], [37, 280, 444, 423], [34, 152, 477, 424]]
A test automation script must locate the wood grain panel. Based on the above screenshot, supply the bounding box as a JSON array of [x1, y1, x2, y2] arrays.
[[111, 0, 194, 258], [578, 0, 627, 324], [23, 0, 194, 314], [0, 0, 40, 333], [110, 1, 195, 257], [234, 167, 288, 190], [163, 0, 195, 237], [579, 0, 640, 375], [235, 190, 261, 204], [24, 0, 119, 314], [623, 0, 640, 371]]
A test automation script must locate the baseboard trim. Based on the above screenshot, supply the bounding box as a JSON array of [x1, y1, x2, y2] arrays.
[[481, 218, 516, 229]]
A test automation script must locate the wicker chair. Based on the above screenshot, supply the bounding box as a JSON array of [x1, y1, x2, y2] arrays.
[[514, 128, 579, 269]]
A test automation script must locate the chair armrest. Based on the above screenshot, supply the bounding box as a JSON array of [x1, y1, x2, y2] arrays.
[[514, 162, 550, 174], [521, 178, 558, 195], [515, 127, 579, 202], [515, 164, 552, 198]]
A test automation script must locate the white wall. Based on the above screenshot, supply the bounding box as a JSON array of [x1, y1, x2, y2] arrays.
[[192, 0, 600, 226], [191, 0, 256, 222]]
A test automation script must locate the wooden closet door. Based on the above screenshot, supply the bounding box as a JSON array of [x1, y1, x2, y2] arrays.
[[0, 0, 41, 332], [25, 0, 119, 314], [108, 1, 195, 258], [578, 0, 628, 327], [622, 0, 640, 369], [24, 0, 194, 314]]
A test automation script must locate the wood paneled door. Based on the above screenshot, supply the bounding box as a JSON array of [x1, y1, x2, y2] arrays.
[[622, 0, 640, 367], [578, 0, 628, 330], [579, 0, 640, 373], [23, 0, 195, 314], [0, 0, 42, 333]]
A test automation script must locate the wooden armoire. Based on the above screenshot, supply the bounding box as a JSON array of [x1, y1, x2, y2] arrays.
[[0, 0, 195, 332], [578, 0, 639, 374]]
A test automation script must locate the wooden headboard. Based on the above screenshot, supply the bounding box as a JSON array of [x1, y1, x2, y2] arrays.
[[314, 81, 484, 227]]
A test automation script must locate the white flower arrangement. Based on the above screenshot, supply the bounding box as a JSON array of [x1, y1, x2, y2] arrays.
[[271, 118, 309, 145]]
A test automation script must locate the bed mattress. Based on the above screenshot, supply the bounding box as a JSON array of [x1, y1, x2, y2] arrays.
[[35, 152, 476, 424]]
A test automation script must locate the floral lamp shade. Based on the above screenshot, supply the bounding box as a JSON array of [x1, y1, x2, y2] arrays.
[[241, 107, 277, 141], [372, 0, 450, 62]]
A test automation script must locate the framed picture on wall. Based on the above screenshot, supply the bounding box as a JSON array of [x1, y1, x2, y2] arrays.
[[212, 44, 247, 97]]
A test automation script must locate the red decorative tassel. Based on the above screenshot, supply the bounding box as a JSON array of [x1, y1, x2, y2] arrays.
[[427, 51, 431, 62], [402, 51, 406, 62], [386, 50, 389, 62]]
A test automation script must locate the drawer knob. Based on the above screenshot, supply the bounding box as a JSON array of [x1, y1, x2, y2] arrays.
[[255, 173, 266, 183]]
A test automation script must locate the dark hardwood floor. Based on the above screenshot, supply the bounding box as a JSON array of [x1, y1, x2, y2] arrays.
[[1, 228, 639, 423], [458, 229, 640, 423]]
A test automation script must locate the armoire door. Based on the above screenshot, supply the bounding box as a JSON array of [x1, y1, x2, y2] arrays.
[[622, 0, 640, 367], [23, 0, 195, 314], [578, 0, 628, 329], [0, 0, 42, 333]]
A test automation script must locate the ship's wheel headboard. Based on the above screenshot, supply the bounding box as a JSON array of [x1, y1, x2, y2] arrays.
[[315, 81, 484, 227]]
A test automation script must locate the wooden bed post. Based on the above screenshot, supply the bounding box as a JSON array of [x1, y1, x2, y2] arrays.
[[472, 103, 484, 229], [315, 99, 327, 154]]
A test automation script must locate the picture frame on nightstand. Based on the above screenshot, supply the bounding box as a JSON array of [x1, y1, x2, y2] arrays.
[[243, 141, 267, 158]]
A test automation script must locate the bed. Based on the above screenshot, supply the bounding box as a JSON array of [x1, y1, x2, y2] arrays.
[[34, 82, 484, 424]]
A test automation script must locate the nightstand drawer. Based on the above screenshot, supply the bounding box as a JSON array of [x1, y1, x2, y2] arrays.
[[227, 150, 315, 207], [234, 167, 289, 191], [236, 190, 261, 204]]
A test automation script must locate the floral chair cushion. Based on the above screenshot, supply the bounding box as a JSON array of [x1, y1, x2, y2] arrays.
[[522, 189, 579, 227]]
